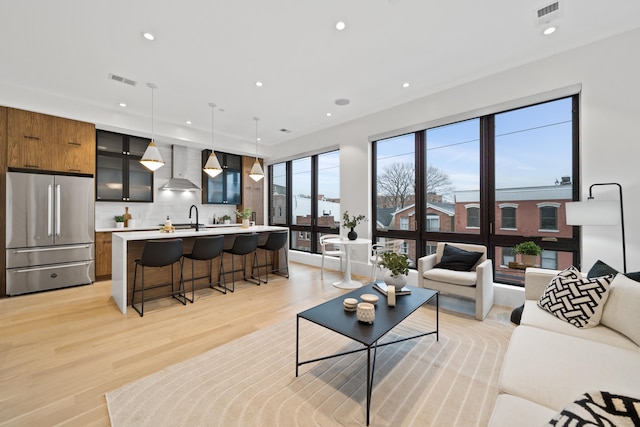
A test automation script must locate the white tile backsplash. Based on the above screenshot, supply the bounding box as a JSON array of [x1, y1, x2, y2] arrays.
[[95, 144, 238, 228]]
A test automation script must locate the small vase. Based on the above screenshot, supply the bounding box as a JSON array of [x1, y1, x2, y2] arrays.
[[521, 254, 537, 267], [241, 218, 251, 228], [115, 222, 124, 229], [383, 270, 407, 291], [347, 227, 357, 240]]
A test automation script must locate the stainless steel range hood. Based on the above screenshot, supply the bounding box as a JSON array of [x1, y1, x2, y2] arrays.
[[159, 145, 201, 191]]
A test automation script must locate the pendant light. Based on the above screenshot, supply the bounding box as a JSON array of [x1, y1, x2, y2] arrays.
[[249, 117, 264, 181], [140, 83, 165, 171], [203, 102, 223, 177]]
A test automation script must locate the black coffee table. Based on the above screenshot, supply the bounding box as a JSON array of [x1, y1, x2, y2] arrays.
[[295, 282, 439, 425]]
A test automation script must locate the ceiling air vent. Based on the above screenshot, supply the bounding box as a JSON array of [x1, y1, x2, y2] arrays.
[[535, 1, 561, 26], [108, 73, 138, 86]]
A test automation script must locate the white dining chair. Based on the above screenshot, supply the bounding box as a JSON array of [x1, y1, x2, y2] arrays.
[[319, 234, 345, 278]]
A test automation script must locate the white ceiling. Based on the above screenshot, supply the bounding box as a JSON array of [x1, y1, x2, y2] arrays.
[[1, 0, 640, 150]]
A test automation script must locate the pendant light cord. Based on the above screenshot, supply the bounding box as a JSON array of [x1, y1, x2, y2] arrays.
[[254, 117, 259, 160]]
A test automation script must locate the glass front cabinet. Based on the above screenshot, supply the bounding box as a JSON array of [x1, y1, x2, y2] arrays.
[[96, 130, 154, 202], [201, 150, 241, 204]]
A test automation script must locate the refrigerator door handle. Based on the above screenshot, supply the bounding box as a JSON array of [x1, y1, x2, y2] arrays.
[[13, 261, 91, 274], [12, 244, 91, 254], [47, 184, 53, 237], [55, 184, 61, 237]]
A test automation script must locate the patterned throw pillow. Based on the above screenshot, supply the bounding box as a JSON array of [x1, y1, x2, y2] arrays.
[[537, 266, 614, 328], [547, 391, 640, 426]]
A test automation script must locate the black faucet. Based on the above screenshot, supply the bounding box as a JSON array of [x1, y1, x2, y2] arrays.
[[189, 205, 199, 231]]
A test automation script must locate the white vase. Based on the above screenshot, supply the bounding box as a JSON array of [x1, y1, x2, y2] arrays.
[[521, 254, 537, 267], [115, 222, 124, 228], [383, 270, 407, 291], [241, 218, 250, 228]]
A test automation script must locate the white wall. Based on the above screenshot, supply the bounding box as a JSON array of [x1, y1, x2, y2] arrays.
[[269, 28, 640, 280]]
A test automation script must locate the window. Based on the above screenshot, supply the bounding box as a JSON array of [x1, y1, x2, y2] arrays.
[[426, 214, 440, 231], [270, 163, 287, 225], [538, 203, 560, 231], [541, 250, 558, 269], [372, 95, 579, 286], [466, 205, 480, 228], [400, 217, 409, 230], [500, 205, 517, 229], [268, 150, 340, 255], [501, 247, 515, 267]]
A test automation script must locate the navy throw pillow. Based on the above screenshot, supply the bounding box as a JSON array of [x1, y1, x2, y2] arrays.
[[587, 260, 640, 282], [434, 244, 483, 272]]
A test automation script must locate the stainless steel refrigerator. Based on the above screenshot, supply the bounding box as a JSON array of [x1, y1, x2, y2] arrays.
[[6, 171, 95, 295]]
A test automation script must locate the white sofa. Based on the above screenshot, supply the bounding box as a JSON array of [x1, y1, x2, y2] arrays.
[[489, 267, 640, 425]]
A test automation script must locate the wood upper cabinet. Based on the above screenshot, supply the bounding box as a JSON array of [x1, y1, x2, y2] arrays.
[[240, 156, 264, 225], [7, 108, 95, 175]]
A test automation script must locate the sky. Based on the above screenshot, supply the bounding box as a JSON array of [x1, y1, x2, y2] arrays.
[[273, 96, 573, 203]]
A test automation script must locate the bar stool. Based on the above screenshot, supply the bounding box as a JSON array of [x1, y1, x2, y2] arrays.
[[131, 239, 185, 317], [222, 233, 260, 292], [182, 235, 227, 302], [253, 231, 289, 283]]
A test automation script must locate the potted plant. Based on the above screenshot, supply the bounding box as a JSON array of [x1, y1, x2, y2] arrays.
[[378, 252, 410, 290], [114, 215, 125, 228], [514, 241, 542, 267], [342, 211, 366, 240], [236, 208, 252, 228], [222, 214, 231, 225]]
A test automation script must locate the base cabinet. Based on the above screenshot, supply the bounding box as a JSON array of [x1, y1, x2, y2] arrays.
[[95, 232, 112, 279]]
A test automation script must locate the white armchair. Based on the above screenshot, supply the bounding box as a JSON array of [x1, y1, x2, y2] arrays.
[[417, 242, 494, 320]]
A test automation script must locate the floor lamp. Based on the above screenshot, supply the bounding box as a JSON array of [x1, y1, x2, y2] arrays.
[[565, 183, 626, 273]]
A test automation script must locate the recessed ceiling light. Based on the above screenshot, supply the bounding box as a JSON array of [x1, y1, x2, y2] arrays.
[[543, 26, 557, 35], [402, 82, 410, 88], [141, 32, 155, 41], [336, 21, 346, 31], [335, 98, 350, 106], [119, 102, 127, 107], [326, 113, 332, 117], [255, 81, 263, 87], [186, 120, 192, 125]]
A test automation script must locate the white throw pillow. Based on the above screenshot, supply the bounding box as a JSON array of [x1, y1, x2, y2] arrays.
[[537, 266, 613, 328], [601, 273, 640, 346]]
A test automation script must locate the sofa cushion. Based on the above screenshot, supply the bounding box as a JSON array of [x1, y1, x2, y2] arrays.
[[601, 273, 640, 346], [520, 301, 638, 351], [546, 391, 640, 426], [537, 266, 613, 328], [499, 326, 640, 411], [433, 244, 483, 272], [587, 259, 640, 282], [489, 394, 557, 427], [422, 268, 477, 286]]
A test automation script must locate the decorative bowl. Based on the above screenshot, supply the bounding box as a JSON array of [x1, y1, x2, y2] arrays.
[[360, 293, 379, 305]]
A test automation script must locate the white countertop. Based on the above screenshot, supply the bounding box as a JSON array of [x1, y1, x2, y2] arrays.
[[96, 223, 240, 233], [112, 225, 288, 241]]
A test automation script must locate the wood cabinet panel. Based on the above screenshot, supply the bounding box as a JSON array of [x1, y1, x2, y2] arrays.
[[7, 108, 95, 174], [95, 232, 112, 278], [241, 156, 264, 225]]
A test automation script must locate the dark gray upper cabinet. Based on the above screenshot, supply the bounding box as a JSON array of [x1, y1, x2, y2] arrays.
[[201, 150, 241, 205], [96, 130, 154, 202]]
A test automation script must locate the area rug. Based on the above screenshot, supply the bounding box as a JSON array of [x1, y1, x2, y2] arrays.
[[106, 305, 514, 426]]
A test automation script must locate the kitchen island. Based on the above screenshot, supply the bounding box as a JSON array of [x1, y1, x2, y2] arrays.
[[111, 225, 288, 314]]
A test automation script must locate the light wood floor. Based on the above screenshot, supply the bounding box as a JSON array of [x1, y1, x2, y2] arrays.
[[0, 262, 359, 426]]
